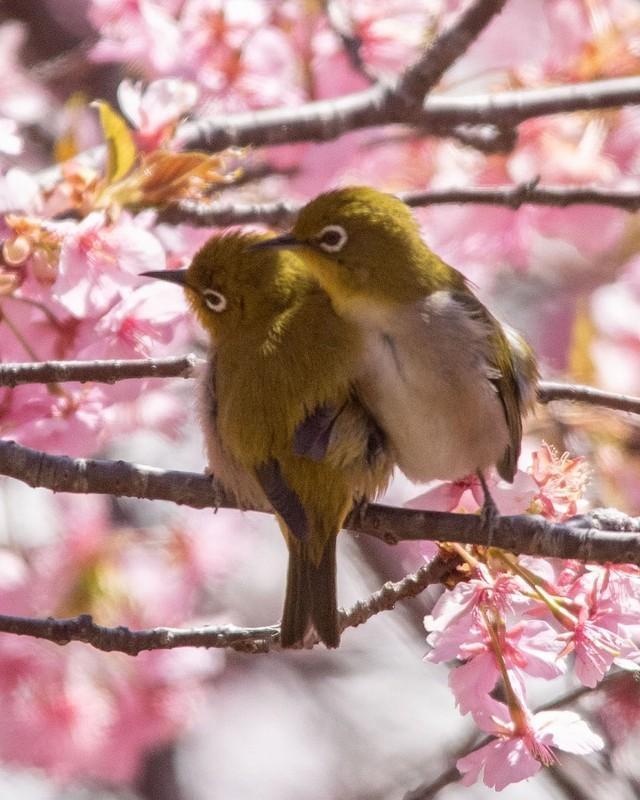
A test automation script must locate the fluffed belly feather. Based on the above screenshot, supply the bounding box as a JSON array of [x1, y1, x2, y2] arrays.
[[355, 295, 510, 482]]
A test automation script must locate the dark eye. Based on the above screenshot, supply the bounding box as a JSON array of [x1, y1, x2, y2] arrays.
[[202, 289, 227, 312], [317, 224, 348, 253]]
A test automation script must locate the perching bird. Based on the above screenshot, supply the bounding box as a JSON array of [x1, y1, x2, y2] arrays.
[[143, 232, 392, 648], [253, 186, 538, 519]]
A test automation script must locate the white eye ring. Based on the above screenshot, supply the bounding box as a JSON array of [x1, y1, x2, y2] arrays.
[[202, 289, 227, 312], [317, 224, 348, 253]]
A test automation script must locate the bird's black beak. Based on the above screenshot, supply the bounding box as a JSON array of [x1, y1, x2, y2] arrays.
[[141, 269, 189, 286], [248, 233, 304, 251]]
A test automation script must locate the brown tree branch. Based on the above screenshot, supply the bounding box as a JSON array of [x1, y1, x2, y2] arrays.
[[392, 0, 508, 106], [0, 355, 202, 387], [0, 438, 639, 564], [178, 72, 640, 152], [177, 0, 508, 151], [324, 0, 377, 84], [0, 555, 453, 655], [538, 382, 640, 415], [157, 181, 640, 227], [3, 359, 640, 418]]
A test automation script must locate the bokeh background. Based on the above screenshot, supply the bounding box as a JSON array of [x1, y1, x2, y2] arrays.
[[1, 1, 640, 797]]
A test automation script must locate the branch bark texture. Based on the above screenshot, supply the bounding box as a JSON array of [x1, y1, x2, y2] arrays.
[[3, 359, 640, 417], [0, 439, 639, 565], [178, 0, 509, 151], [0, 555, 453, 655], [157, 182, 640, 228]]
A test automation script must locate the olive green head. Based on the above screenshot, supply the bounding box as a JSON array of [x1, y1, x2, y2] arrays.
[[253, 186, 440, 310], [142, 232, 307, 340]]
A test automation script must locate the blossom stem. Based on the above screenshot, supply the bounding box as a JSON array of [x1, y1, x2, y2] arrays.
[[448, 542, 481, 569], [480, 606, 526, 729], [0, 307, 69, 399], [493, 550, 578, 627]]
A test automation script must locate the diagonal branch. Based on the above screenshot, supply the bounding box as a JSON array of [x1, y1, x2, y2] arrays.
[[393, 0, 507, 106], [178, 0, 507, 152], [0, 438, 639, 564], [157, 182, 640, 227], [0, 554, 454, 655]]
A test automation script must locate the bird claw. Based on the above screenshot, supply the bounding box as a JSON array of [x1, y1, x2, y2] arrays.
[[205, 469, 230, 513], [477, 471, 500, 547], [348, 496, 370, 530]]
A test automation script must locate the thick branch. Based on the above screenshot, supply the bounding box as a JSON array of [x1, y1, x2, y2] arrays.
[[0, 439, 639, 564], [157, 182, 640, 228], [424, 75, 640, 126], [178, 74, 640, 152], [177, 0, 507, 151], [0, 555, 453, 655]]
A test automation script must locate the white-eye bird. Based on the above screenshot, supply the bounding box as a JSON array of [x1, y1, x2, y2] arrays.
[[143, 231, 392, 648], [254, 186, 538, 518]]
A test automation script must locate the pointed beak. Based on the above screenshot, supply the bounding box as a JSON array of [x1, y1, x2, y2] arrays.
[[141, 269, 189, 286], [248, 233, 304, 251]]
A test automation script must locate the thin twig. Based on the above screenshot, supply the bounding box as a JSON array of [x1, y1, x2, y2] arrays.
[[0, 355, 203, 387], [157, 182, 640, 228], [3, 361, 640, 418], [0, 555, 452, 655], [338, 553, 454, 631], [324, 0, 377, 84], [537, 382, 640, 415], [0, 438, 639, 564]]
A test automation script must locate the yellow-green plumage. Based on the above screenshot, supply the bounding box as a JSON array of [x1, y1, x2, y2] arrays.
[[258, 186, 538, 491], [148, 232, 392, 648]]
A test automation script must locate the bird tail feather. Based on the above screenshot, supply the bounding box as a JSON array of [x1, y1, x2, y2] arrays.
[[280, 535, 339, 649]]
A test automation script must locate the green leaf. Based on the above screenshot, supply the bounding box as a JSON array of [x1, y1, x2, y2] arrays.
[[92, 100, 137, 184]]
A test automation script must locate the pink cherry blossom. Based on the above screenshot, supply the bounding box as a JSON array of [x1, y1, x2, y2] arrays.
[[433, 618, 565, 715], [54, 211, 166, 317], [529, 442, 590, 521], [556, 598, 638, 688], [457, 705, 604, 790], [74, 281, 186, 361], [0, 22, 51, 124], [4, 384, 107, 457], [406, 469, 537, 514], [89, 0, 182, 75], [0, 492, 230, 783], [424, 565, 527, 634], [117, 77, 199, 151]]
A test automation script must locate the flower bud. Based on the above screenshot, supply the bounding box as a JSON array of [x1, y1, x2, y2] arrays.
[[3, 235, 31, 266]]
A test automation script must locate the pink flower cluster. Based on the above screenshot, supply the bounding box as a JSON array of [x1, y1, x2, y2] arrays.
[[417, 444, 639, 789], [0, 493, 244, 783], [0, 201, 197, 455], [0, 0, 639, 791]]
